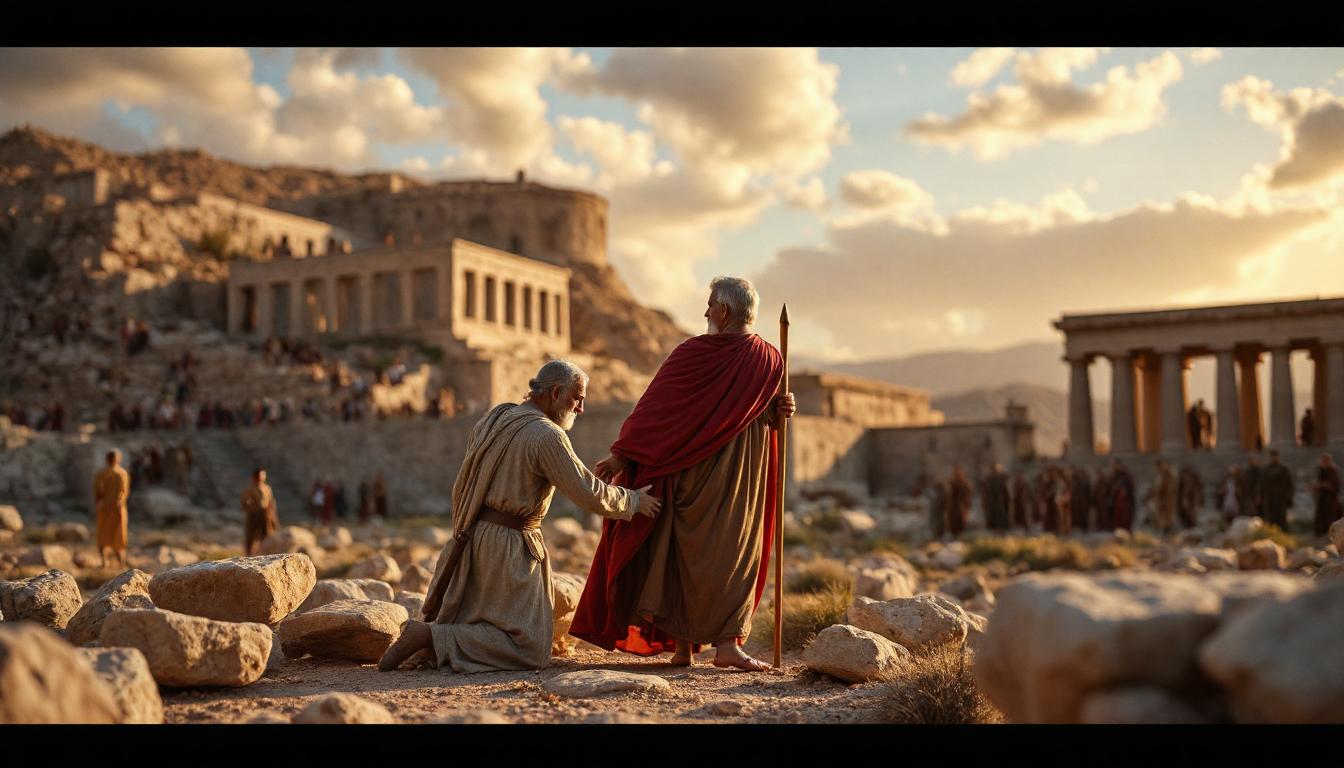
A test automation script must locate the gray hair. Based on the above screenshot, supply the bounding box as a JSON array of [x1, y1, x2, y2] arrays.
[[710, 276, 759, 327], [527, 360, 588, 399]]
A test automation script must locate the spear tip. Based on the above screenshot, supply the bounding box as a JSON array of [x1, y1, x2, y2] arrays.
[[780, 303, 790, 326]]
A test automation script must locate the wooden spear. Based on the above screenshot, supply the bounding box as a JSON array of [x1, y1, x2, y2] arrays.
[[773, 304, 790, 670]]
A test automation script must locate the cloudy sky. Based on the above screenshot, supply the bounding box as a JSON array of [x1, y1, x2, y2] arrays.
[[3, 47, 1343, 362]]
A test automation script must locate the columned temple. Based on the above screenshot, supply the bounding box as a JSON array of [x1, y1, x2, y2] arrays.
[[1053, 297, 1344, 458]]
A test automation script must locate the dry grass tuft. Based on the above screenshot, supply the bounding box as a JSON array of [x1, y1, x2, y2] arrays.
[[750, 581, 853, 652], [786, 557, 853, 595], [876, 644, 1003, 724], [965, 534, 1135, 572], [1248, 524, 1298, 551]]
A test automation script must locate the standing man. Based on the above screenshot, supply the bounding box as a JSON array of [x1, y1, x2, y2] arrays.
[[1149, 460, 1178, 533], [1110, 459, 1136, 531], [1070, 467, 1093, 532], [1260, 450, 1295, 530], [1313, 453, 1341, 536], [571, 276, 795, 672], [93, 450, 130, 568], [928, 475, 949, 540], [377, 361, 658, 673], [373, 473, 389, 520], [1240, 455, 1264, 518], [1300, 408, 1316, 447], [1010, 470, 1032, 530], [1177, 465, 1202, 529], [947, 466, 973, 538], [242, 468, 279, 556], [982, 464, 1011, 532]]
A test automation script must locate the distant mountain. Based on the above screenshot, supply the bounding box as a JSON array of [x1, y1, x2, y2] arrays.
[[796, 340, 1067, 397]]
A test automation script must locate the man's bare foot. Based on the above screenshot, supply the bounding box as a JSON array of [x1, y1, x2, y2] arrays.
[[378, 620, 433, 672], [669, 641, 693, 667], [712, 644, 772, 672]]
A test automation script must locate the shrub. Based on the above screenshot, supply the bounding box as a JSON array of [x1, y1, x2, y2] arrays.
[[810, 510, 845, 533], [964, 534, 1129, 572], [786, 557, 853, 595], [750, 581, 852, 652], [198, 228, 232, 259], [875, 644, 1003, 724], [1249, 524, 1298, 551]]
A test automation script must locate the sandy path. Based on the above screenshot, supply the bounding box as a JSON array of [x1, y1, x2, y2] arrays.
[[162, 646, 882, 724]]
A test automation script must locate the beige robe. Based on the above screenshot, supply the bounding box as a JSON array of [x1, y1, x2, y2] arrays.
[[629, 410, 774, 646], [429, 404, 637, 673], [94, 466, 130, 553], [242, 482, 279, 555]]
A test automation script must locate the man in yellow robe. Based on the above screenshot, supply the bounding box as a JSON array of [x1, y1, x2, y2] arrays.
[[93, 450, 130, 567], [242, 468, 279, 555]]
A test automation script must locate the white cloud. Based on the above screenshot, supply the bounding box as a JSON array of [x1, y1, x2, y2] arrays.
[[755, 188, 1335, 358], [950, 48, 1017, 88], [838, 170, 934, 210], [1189, 48, 1223, 66], [400, 155, 430, 174], [1222, 76, 1344, 190], [781, 177, 828, 211], [908, 48, 1183, 160]]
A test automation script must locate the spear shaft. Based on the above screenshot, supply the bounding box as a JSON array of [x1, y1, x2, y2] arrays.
[[773, 304, 790, 670]]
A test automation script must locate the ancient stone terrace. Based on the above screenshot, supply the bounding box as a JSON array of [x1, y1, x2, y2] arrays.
[[226, 239, 572, 358], [1054, 296, 1344, 458]]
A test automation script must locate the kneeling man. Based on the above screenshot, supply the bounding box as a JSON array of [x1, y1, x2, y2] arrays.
[[379, 361, 659, 673]]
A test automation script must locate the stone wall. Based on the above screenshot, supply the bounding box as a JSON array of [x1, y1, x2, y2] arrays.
[[192, 192, 342, 257], [788, 415, 871, 501], [869, 421, 1029, 497], [269, 179, 608, 270], [792, 371, 944, 429]]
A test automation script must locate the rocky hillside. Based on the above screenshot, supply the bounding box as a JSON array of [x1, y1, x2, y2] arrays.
[[0, 126, 689, 377], [933, 382, 1111, 458]]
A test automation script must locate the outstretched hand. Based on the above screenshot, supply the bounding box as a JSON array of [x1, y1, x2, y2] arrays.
[[634, 484, 661, 518], [595, 453, 630, 482]]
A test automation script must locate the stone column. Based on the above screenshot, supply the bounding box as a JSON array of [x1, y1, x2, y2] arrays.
[[359, 273, 375, 335], [1141, 356, 1162, 453], [1326, 341, 1344, 449], [1238, 353, 1263, 450], [257, 284, 273, 338], [288, 282, 304, 338], [1109, 353, 1137, 454], [399, 270, 415, 328], [1214, 349, 1241, 454], [1159, 351, 1187, 454], [1269, 346, 1296, 450], [437, 267, 451, 324], [1067, 356, 1095, 457], [558, 292, 569, 344], [226, 284, 241, 335], [1313, 347, 1327, 447], [323, 279, 338, 334]]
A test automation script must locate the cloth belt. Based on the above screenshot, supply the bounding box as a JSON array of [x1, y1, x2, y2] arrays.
[[475, 506, 540, 531], [420, 505, 537, 621]]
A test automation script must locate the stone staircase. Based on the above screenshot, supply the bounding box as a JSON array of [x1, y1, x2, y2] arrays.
[[191, 429, 305, 522]]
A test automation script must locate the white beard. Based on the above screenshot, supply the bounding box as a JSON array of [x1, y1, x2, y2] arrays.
[[706, 318, 720, 334], [557, 406, 578, 431]]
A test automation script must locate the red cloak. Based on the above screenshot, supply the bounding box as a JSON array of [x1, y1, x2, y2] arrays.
[[568, 332, 783, 654]]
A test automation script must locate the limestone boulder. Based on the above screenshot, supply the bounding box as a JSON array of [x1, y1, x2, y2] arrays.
[[412, 526, 452, 547], [545, 516, 585, 549], [388, 542, 434, 570], [1286, 548, 1331, 571], [76, 647, 164, 724], [1237, 540, 1286, 571], [0, 569, 82, 630], [148, 554, 316, 625], [297, 578, 395, 613], [802, 624, 910, 683], [551, 572, 585, 653], [318, 527, 353, 550], [971, 571, 1309, 723], [399, 563, 432, 594], [941, 573, 995, 605], [1224, 517, 1265, 546], [931, 542, 966, 570], [276, 599, 408, 662], [18, 544, 76, 573], [839, 509, 877, 535], [53, 522, 90, 543], [1198, 580, 1344, 723], [258, 526, 318, 555], [66, 568, 155, 646], [293, 692, 396, 724], [1078, 686, 1211, 724], [394, 591, 425, 617], [848, 594, 970, 652], [854, 567, 916, 601], [1175, 547, 1239, 572], [265, 628, 284, 675], [1315, 561, 1344, 582], [134, 545, 200, 569], [347, 554, 402, 585], [0, 622, 121, 723], [543, 669, 672, 698], [1330, 518, 1344, 553], [99, 609, 271, 687], [0, 505, 22, 533], [136, 487, 197, 526]]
